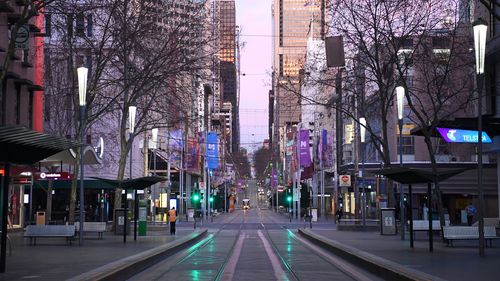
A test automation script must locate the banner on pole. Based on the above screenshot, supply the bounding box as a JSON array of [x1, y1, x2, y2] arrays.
[[299, 130, 312, 167], [206, 132, 218, 169]]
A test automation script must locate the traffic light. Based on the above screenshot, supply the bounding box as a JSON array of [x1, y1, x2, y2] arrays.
[[287, 195, 292, 202], [193, 193, 200, 202], [209, 196, 214, 203]]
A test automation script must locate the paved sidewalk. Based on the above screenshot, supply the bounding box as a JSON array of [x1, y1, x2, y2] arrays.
[[306, 227, 500, 281], [0, 223, 202, 281]]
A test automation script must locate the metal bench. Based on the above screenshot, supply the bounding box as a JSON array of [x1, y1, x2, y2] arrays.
[[24, 225, 75, 245], [443, 226, 500, 247], [74, 222, 106, 239], [411, 220, 449, 237]]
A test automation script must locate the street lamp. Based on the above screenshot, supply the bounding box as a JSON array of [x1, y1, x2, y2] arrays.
[[77, 66, 88, 246], [396, 85, 405, 240], [359, 117, 366, 230], [473, 18, 487, 257], [151, 128, 158, 221], [124, 105, 136, 243]]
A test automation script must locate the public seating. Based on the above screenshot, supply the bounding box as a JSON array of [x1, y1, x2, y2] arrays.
[[472, 217, 499, 227], [411, 220, 449, 235], [24, 225, 75, 245], [74, 222, 106, 239], [443, 226, 500, 247]]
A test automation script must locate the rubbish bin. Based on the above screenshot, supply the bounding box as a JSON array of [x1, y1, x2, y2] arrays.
[[36, 211, 46, 225], [187, 208, 195, 222], [138, 200, 147, 236], [380, 208, 396, 235], [311, 208, 318, 222], [114, 208, 130, 235]]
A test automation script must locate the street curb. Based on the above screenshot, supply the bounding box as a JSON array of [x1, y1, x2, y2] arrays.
[[298, 228, 447, 281], [67, 229, 208, 281]]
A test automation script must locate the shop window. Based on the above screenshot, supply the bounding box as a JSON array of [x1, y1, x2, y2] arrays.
[[397, 135, 414, 155]]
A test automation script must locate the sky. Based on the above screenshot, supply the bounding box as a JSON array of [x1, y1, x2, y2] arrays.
[[235, 0, 272, 152]]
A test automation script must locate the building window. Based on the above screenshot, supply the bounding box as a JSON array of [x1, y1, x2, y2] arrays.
[[67, 13, 74, 38], [87, 14, 93, 37], [45, 13, 52, 37], [15, 84, 21, 124], [28, 91, 33, 129], [279, 54, 283, 76], [433, 138, 449, 154], [76, 13, 85, 36], [398, 136, 414, 155]]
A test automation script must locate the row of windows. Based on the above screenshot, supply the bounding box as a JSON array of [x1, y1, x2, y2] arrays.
[[45, 13, 93, 38]]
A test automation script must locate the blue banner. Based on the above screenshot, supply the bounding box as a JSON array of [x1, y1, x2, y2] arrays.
[[206, 132, 219, 169]]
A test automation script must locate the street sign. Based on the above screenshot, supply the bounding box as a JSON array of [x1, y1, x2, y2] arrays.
[[35, 172, 72, 180], [293, 188, 300, 201], [339, 175, 351, 187], [13, 25, 29, 50]]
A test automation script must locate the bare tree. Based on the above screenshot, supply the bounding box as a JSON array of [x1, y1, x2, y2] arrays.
[[44, 0, 218, 223], [396, 23, 475, 227]]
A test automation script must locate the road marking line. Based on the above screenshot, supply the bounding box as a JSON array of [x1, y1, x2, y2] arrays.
[[219, 233, 245, 281], [257, 230, 287, 281]]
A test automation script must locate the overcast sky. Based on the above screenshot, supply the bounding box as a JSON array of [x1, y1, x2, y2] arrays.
[[236, 0, 272, 152]]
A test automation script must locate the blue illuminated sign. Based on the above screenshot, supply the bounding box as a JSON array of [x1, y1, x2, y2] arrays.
[[437, 127, 492, 143]]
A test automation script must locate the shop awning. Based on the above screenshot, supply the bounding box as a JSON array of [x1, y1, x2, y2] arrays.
[[39, 145, 102, 166], [91, 176, 167, 190], [371, 166, 469, 184], [0, 126, 81, 165]]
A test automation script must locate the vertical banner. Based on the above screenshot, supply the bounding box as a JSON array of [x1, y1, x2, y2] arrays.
[[321, 129, 333, 168], [299, 130, 312, 167], [167, 129, 184, 168], [206, 132, 218, 169], [272, 168, 278, 189], [186, 137, 200, 174]]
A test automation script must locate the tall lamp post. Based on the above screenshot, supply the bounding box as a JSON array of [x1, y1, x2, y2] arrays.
[[473, 18, 487, 257], [396, 85, 405, 240], [151, 128, 158, 221], [125, 105, 136, 243], [359, 117, 366, 230], [77, 66, 88, 246]]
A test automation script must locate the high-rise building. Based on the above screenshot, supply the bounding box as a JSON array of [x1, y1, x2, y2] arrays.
[[215, 0, 239, 153], [271, 0, 326, 153]]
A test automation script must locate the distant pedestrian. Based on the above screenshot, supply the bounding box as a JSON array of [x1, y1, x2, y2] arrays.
[[336, 208, 343, 223], [168, 207, 177, 235], [465, 202, 477, 226]]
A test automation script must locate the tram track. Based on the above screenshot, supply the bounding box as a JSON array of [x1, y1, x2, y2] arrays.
[[127, 211, 244, 281], [129, 208, 382, 281], [259, 209, 381, 281]]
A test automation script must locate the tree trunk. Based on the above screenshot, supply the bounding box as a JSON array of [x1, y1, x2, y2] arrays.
[[69, 163, 78, 224], [423, 137, 446, 233]]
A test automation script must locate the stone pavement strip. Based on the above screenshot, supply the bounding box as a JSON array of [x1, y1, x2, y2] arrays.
[[0, 225, 206, 281], [301, 228, 500, 281]]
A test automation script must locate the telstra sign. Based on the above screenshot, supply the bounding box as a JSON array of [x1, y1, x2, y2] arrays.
[[437, 127, 492, 143]]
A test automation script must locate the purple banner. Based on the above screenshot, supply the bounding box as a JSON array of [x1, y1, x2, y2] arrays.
[[299, 130, 312, 167], [272, 168, 278, 188]]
